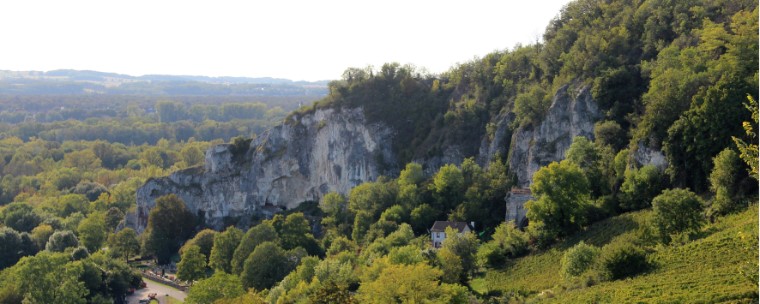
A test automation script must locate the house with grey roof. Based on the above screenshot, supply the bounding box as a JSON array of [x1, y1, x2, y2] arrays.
[[430, 221, 473, 248]]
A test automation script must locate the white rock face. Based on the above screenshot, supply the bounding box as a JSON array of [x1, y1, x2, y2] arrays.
[[133, 107, 395, 233], [507, 84, 603, 187]]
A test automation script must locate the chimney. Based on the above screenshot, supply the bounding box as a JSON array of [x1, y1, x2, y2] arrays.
[[470, 221, 475, 230]]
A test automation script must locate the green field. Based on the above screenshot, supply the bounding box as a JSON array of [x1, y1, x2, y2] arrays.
[[475, 205, 758, 303]]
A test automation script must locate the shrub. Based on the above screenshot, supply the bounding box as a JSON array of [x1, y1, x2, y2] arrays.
[[708, 148, 744, 217], [561, 241, 600, 278], [598, 242, 648, 280], [651, 188, 705, 244], [619, 165, 663, 211]]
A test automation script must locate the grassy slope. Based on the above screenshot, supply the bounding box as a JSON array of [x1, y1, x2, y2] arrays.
[[476, 205, 758, 303]]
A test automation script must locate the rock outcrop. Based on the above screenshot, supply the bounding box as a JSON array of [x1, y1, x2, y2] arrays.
[[133, 83, 606, 233], [134, 107, 395, 233], [507, 84, 603, 188]]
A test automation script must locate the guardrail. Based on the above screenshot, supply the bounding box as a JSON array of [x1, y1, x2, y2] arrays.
[[141, 272, 189, 292]]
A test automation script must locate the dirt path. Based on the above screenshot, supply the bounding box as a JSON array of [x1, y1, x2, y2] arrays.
[[126, 277, 187, 303]]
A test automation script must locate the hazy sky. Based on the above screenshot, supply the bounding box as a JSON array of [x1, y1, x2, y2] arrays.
[[0, 0, 573, 81]]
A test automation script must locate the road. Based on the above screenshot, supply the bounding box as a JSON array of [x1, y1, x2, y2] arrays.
[[126, 277, 187, 303]]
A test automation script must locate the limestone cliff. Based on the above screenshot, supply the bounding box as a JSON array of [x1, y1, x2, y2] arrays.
[[134, 107, 395, 233], [133, 83, 610, 233], [506, 84, 602, 188]]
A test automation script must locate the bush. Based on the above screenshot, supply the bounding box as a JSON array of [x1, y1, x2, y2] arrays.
[[619, 165, 663, 211], [708, 148, 744, 217], [477, 242, 507, 268], [561, 241, 600, 278], [598, 242, 648, 280], [651, 188, 705, 244]]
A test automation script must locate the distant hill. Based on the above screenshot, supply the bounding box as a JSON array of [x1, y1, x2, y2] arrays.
[[0, 69, 329, 96]]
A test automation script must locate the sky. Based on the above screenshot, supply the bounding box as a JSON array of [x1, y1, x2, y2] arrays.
[[0, 0, 573, 82]]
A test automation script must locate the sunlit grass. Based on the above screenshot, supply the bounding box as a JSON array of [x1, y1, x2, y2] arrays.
[[478, 205, 758, 302]]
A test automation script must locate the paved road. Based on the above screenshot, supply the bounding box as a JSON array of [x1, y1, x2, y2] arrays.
[[126, 277, 187, 303]]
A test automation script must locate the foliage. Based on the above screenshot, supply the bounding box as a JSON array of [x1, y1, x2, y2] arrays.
[[357, 263, 468, 304], [708, 148, 746, 216], [560, 241, 599, 278], [732, 95, 759, 180], [46, 230, 80, 252], [3, 251, 87, 304], [209, 226, 243, 273], [478, 221, 530, 268], [0, 202, 41, 232], [231, 222, 279, 274], [77, 212, 107, 252], [0, 227, 36, 269], [107, 227, 140, 262], [651, 189, 705, 244], [439, 227, 479, 283], [181, 228, 216, 263], [240, 241, 296, 290], [142, 194, 196, 264], [619, 165, 663, 211], [598, 241, 649, 280], [527, 161, 592, 240], [177, 245, 207, 283], [274, 212, 322, 256]]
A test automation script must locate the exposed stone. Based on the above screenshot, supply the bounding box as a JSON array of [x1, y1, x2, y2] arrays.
[[507, 84, 602, 187], [633, 142, 668, 170], [505, 188, 532, 227], [133, 107, 395, 233]]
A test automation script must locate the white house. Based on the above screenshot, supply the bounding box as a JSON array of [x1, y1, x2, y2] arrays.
[[430, 221, 472, 248]]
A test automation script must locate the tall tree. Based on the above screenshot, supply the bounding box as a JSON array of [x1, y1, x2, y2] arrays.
[[77, 213, 107, 252], [240, 241, 294, 290], [209, 226, 243, 273], [108, 228, 140, 262], [231, 222, 279, 274], [142, 194, 196, 264], [177, 245, 207, 283], [526, 161, 592, 239]]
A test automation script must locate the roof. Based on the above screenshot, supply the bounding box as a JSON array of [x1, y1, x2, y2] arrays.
[[510, 188, 532, 195], [430, 221, 470, 233]]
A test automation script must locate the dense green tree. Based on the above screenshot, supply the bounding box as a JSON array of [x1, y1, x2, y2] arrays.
[[181, 229, 216, 263], [526, 161, 592, 239], [410, 203, 439, 234], [77, 213, 107, 252], [439, 226, 479, 283], [240, 241, 294, 290], [46, 230, 80, 252], [0, 202, 41, 232], [177, 245, 207, 283], [186, 272, 245, 304], [108, 228, 140, 262], [104, 207, 124, 232], [320, 192, 353, 237], [651, 188, 705, 244], [348, 181, 397, 218], [478, 221, 530, 268], [275, 212, 321, 255], [0, 227, 35, 269], [7, 251, 87, 304], [142, 194, 196, 264], [231, 222, 279, 274], [709, 149, 745, 216], [431, 164, 465, 211], [31, 224, 55, 250], [619, 165, 664, 211], [209, 226, 243, 273]]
